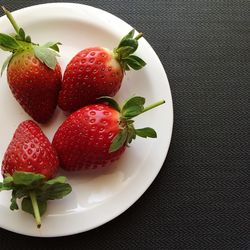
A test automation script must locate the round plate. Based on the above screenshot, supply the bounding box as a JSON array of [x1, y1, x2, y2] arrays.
[[0, 3, 173, 237]]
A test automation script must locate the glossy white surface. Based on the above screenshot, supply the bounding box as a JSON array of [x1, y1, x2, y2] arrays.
[[0, 3, 173, 237]]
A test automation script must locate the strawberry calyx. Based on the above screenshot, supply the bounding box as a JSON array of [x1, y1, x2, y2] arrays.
[[98, 96, 165, 153], [113, 29, 146, 71], [0, 171, 72, 228], [0, 6, 61, 74]]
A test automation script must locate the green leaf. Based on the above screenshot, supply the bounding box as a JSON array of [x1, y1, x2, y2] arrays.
[[21, 197, 33, 215], [10, 190, 18, 210], [97, 96, 121, 112], [115, 46, 135, 58], [123, 106, 143, 118], [118, 29, 135, 47], [135, 127, 157, 138], [15, 189, 29, 198], [12, 172, 45, 187], [0, 33, 20, 51], [0, 45, 12, 52], [41, 183, 72, 200], [50, 44, 60, 52], [0, 183, 13, 191], [123, 96, 145, 111], [109, 128, 128, 153], [118, 38, 138, 53], [3, 175, 13, 185], [127, 126, 136, 144], [33, 46, 59, 70], [22, 197, 47, 217], [0, 175, 14, 190], [14, 34, 21, 41], [124, 55, 146, 70], [45, 176, 67, 185], [124, 29, 135, 39], [124, 63, 130, 71], [127, 55, 146, 67], [9, 32, 17, 38], [18, 28, 26, 40], [1, 54, 12, 76], [43, 42, 61, 52], [122, 96, 145, 118], [43, 42, 61, 51], [25, 35, 31, 43]]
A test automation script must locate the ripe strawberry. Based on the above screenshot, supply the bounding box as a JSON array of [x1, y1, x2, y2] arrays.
[[0, 120, 72, 228], [2, 120, 59, 178], [58, 30, 146, 112], [0, 6, 62, 123], [53, 96, 165, 171]]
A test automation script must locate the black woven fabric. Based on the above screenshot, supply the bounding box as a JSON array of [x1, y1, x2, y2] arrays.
[[0, 0, 249, 249]]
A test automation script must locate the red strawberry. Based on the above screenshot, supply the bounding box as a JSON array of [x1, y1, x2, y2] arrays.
[[0, 6, 62, 123], [53, 96, 165, 171], [2, 120, 59, 179], [58, 30, 146, 112], [1, 120, 72, 228], [53, 103, 125, 170]]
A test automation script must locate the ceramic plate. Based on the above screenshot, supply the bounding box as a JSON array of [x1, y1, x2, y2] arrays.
[[0, 3, 173, 237]]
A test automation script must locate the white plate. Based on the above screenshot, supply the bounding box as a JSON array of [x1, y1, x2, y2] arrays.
[[0, 3, 173, 237]]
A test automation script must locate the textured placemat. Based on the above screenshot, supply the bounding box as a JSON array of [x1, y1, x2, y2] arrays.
[[0, 0, 249, 249]]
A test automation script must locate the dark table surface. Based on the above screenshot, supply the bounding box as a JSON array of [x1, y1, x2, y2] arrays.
[[0, 1, 249, 249]]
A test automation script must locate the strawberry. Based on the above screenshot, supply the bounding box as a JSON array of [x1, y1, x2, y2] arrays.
[[53, 96, 165, 171], [0, 6, 62, 123], [58, 30, 146, 112], [0, 120, 72, 228], [2, 120, 59, 178]]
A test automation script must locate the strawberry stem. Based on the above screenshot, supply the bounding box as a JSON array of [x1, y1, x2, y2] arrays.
[[1, 6, 20, 34], [29, 191, 41, 228], [142, 100, 165, 114], [135, 32, 143, 40]]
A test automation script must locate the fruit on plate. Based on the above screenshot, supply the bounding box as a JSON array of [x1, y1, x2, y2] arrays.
[[53, 96, 165, 171], [58, 29, 146, 112], [0, 6, 62, 123], [0, 120, 72, 228]]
